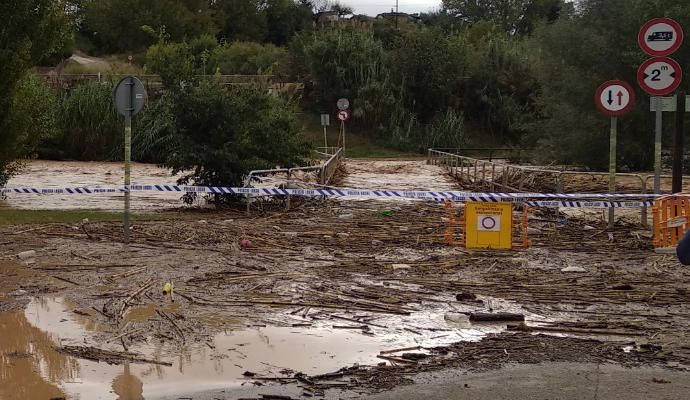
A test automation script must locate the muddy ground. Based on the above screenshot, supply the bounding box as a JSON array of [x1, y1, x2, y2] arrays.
[[1, 160, 690, 400]]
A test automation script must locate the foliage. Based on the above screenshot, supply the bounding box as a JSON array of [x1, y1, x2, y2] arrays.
[[80, 0, 217, 54], [171, 82, 311, 202], [210, 42, 289, 75], [52, 81, 123, 161], [146, 41, 195, 88], [0, 0, 70, 185], [442, 0, 565, 35], [295, 29, 388, 111]]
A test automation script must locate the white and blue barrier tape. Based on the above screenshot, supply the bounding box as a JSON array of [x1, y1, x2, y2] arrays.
[[0, 185, 659, 208]]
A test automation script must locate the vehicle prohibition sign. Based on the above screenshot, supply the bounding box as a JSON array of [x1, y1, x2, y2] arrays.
[[337, 109, 350, 122], [637, 57, 683, 96], [595, 80, 635, 116], [639, 18, 684, 57]]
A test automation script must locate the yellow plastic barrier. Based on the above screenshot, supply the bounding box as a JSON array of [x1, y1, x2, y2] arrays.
[[444, 201, 530, 249]]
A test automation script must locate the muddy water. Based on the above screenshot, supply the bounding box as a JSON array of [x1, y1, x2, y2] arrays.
[[342, 160, 460, 191], [0, 295, 516, 399], [1, 160, 185, 211]]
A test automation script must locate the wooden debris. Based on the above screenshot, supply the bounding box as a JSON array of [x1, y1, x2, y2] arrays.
[[56, 345, 172, 366]]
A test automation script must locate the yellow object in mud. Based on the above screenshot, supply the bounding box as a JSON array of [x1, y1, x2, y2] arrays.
[[162, 282, 173, 294]]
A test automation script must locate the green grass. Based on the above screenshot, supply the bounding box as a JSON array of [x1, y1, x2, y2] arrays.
[[0, 209, 163, 225], [301, 113, 418, 159]]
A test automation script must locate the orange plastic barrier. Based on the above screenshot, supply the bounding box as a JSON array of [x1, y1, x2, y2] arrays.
[[653, 195, 690, 249]]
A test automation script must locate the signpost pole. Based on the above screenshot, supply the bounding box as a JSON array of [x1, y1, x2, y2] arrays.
[[654, 96, 663, 194], [124, 113, 132, 243], [342, 121, 346, 157], [323, 125, 328, 149], [609, 116, 617, 229], [673, 91, 685, 193]]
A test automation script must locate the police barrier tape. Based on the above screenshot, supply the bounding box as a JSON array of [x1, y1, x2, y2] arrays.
[[0, 185, 658, 208]]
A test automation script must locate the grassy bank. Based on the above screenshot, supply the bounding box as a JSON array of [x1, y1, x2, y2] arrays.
[[300, 113, 417, 159]]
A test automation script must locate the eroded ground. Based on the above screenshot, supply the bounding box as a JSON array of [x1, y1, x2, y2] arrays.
[[1, 160, 689, 400]]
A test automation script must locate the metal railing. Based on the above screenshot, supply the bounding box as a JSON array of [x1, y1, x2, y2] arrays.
[[427, 149, 670, 227], [244, 147, 344, 214]]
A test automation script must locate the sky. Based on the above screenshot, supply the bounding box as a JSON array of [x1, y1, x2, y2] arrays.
[[346, 0, 442, 16]]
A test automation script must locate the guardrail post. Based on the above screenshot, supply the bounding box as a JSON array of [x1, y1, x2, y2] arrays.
[[639, 174, 648, 228]]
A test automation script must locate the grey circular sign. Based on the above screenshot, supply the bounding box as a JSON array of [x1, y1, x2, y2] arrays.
[[337, 98, 350, 110], [114, 76, 147, 117]]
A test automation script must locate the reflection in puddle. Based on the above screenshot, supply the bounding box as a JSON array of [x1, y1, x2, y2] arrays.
[[2, 296, 511, 399]]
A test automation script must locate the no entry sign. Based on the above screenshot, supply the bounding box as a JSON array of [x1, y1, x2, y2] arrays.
[[639, 18, 684, 57], [637, 57, 683, 96], [477, 215, 500, 231], [337, 109, 350, 122], [595, 80, 635, 116]]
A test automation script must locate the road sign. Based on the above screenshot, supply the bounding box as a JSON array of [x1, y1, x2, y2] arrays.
[[650, 95, 690, 112], [114, 76, 147, 117], [477, 215, 500, 232], [639, 18, 684, 57], [637, 57, 682, 96], [465, 202, 513, 249], [337, 109, 350, 122], [337, 98, 350, 111], [594, 80, 635, 116], [320, 114, 330, 126]]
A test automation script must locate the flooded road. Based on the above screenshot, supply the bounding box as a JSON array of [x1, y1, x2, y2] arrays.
[[1, 160, 184, 211], [342, 160, 459, 191]]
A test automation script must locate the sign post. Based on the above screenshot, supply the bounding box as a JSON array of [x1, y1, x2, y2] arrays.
[[638, 18, 684, 194], [337, 98, 350, 156], [595, 80, 635, 229], [114, 76, 147, 243], [320, 114, 330, 149]]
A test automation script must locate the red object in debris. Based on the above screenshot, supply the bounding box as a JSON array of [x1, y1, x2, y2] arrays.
[[239, 239, 253, 249]]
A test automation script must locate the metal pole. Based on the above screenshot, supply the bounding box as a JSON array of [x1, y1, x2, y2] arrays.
[[654, 96, 663, 194], [124, 114, 131, 243], [342, 121, 346, 157], [323, 125, 328, 149], [673, 92, 685, 193], [609, 116, 617, 229]]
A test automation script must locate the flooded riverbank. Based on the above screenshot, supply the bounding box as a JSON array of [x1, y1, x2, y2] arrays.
[[1, 160, 184, 211]]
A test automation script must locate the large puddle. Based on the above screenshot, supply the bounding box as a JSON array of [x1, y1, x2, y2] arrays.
[[0, 295, 516, 399]]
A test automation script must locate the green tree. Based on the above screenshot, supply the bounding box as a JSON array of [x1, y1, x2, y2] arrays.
[[442, 0, 565, 35], [213, 0, 268, 42], [0, 0, 70, 185], [139, 80, 311, 203], [80, 0, 217, 53], [265, 0, 314, 46], [210, 42, 289, 75]]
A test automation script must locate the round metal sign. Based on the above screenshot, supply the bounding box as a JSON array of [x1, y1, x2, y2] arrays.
[[637, 57, 683, 96], [638, 18, 684, 57], [114, 76, 147, 117], [337, 98, 350, 111], [337, 109, 350, 122], [595, 80, 636, 116]]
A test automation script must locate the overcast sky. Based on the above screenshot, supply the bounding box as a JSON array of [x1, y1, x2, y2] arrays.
[[346, 0, 442, 16]]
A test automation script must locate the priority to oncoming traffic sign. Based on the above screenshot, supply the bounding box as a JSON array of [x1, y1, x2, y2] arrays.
[[637, 57, 683, 96], [594, 80, 635, 116], [638, 18, 684, 57]]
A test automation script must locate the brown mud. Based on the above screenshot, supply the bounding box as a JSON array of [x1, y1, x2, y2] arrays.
[[0, 160, 689, 399]]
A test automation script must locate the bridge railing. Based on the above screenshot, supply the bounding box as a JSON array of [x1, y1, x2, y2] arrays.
[[244, 147, 343, 214], [427, 149, 655, 226]]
